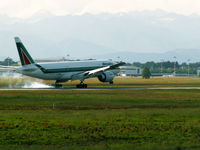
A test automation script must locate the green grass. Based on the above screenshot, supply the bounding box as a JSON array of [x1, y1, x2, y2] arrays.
[[1, 89, 200, 149], [1, 89, 200, 110], [59, 76, 200, 88], [2, 76, 200, 88]]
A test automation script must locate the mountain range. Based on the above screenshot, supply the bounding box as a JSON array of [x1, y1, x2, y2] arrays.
[[91, 49, 200, 63], [0, 10, 200, 62]]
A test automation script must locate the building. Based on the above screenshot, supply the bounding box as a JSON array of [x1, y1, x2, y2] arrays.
[[197, 67, 200, 76], [119, 65, 141, 76]]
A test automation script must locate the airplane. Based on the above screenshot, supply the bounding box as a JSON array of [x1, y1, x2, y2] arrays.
[[2, 37, 125, 88]]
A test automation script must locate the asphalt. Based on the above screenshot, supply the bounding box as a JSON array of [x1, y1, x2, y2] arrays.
[[1, 87, 200, 90]]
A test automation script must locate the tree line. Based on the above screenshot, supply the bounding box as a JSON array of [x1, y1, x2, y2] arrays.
[[1, 57, 200, 74], [132, 61, 200, 74], [0, 58, 18, 66]]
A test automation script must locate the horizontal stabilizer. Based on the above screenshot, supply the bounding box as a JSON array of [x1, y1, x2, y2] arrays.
[[0, 65, 18, 71]]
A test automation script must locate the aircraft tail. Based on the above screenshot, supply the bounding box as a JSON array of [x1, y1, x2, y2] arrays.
[[14, 37, 35, 66]]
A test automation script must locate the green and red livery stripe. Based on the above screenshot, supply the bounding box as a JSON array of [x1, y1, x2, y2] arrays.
[[16, 41, 35, 66]]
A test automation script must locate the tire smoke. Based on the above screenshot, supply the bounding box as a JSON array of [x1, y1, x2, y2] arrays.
[[0, 72, 53, 88]]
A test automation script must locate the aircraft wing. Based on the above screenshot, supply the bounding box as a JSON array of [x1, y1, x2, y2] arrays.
[[84, 61, 126, 76], [71, 61, 125, 80], [0, 65, 18, 71]]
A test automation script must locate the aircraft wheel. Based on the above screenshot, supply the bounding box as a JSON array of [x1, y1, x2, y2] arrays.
[[53, 84, 63, 88], [76, 83, 87, 88]]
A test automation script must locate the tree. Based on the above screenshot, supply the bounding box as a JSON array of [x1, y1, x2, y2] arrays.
[[142, 67, 151, 79], [0, 57, 17, 66]]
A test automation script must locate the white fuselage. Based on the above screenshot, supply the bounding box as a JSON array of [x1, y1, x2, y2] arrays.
[[15, 60, 119, 82]]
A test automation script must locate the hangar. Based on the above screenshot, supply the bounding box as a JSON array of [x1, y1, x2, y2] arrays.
[[119, 65, 141, 76]]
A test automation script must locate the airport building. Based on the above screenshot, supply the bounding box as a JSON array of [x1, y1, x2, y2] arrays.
[[197, 67, 200, 76], [119, 65, 141, 76]]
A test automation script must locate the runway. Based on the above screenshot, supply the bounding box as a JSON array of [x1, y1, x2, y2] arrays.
[[1, 87, 200, 90]]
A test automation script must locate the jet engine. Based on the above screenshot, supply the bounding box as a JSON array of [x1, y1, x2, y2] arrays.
[[98, 71, 115, 83]]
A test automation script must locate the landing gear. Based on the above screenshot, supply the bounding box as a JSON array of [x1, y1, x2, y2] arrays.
[[52, 81, 63, 88], [54, 83, 63, 88], [109, 81, 114, 84], [76, 82, 88, 88]]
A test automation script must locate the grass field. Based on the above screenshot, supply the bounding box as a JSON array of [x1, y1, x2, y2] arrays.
[[37, 76, 200, 88], [1, 77, 200, 149], [2, 75, 200, 88]]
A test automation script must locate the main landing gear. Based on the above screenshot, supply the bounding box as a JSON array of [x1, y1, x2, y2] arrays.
[[76, 81, 87, 88], [109, 81, 114, 84], [54, 83, 63, 88], [52, 81, 63, 88]]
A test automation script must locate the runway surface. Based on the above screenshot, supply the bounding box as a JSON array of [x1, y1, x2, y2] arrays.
[[1, 87, 200, 90]]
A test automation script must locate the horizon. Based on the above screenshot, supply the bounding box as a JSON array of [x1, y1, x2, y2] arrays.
[[1, 48, 200, 63]]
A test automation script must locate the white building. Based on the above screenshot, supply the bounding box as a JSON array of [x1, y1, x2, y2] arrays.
[[119, 65, 141, 76], [197, 67, 200, 76]]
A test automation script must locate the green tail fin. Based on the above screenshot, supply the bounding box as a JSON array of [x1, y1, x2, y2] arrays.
[[14, 37, 35, 66]]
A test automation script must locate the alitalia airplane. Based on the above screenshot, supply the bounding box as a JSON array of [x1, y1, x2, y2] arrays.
[[1, 37, 125, 88]]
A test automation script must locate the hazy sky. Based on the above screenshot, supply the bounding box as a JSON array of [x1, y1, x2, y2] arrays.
[[1, 0, 200, 19]]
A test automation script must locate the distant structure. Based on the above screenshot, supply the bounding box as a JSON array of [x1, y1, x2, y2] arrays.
[[0, 68, 14, 76], [17, 58, 96, 64], [35, 58, 66, 63], [197, 67, 200, 76], [18, 58, 73, 65], [119, 65, 141, 76]]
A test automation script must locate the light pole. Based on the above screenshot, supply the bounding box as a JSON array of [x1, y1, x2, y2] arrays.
[[67, 54, 70, 61], [7, 57, 10, 66], [117, 56, 121, 62], [160, 59, 164, 76], [173, 56, 176, 76], [187, 59, 190, 77]]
